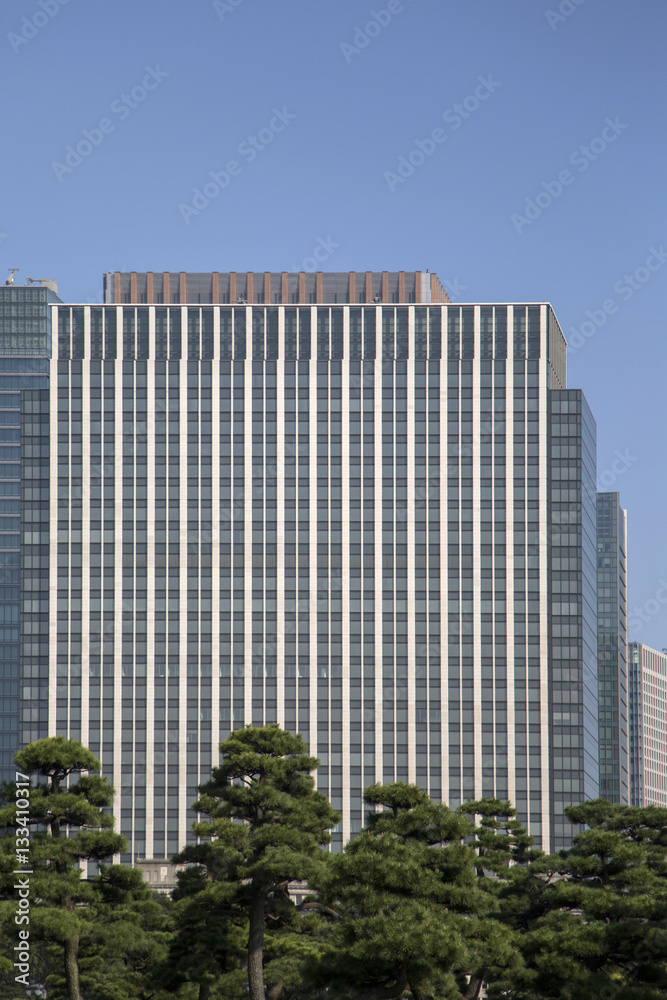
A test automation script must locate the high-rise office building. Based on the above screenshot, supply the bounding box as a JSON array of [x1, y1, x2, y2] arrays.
[[0, 280, 58, 778], [596, 492, 628, 803], [628, 642, 667, 807], [5, 269, 603, 854]]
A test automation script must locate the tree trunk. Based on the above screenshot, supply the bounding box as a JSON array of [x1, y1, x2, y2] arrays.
[[463, 975, 484, 1000], [64, 936, 83, 1000], [248, 891, 266, 1000], [198, 983, 211, 1000]]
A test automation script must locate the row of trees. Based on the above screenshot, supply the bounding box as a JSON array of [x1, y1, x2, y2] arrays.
[[2, 728, 667, 999]]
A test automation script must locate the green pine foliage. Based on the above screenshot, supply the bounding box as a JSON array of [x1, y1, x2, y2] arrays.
[[172, 724, 340, 1000], [4, 731, 667, 1000], [492, 800, 667, 1000]]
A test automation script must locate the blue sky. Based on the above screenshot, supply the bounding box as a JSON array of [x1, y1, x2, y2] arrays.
[[2, 0, 666, 646]]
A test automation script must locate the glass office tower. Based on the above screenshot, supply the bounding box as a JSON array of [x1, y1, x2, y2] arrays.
[[596, 492, 628, 803], [0, 281, 58, 782], [27, 270, 602, 856]]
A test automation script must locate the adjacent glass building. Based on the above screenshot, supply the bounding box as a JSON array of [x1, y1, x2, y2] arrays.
[[6, 270, 605, 855], [628, 642, 667, 807], [0, 282, 57, 779], [596, 492, 628, 803]]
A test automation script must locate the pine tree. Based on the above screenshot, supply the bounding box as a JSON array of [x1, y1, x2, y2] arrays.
[[175, 724, 339, 1000], [489, 800, 667, 1000], [310, 784, 524, 1000], [0, 737, 125, 1000]]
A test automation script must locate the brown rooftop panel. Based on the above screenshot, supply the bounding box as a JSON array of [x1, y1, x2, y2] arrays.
[[229, 272, 237, 303], [298, 272, 306, 304], [114, 272, 121, 303], [146, 272, 154, 302], [212, 272, 220, 303], [365, 272, 372, 302], [430, 272, 450, 303], [264, 272, 271, 304], [414, 271, 422, 303], [348, 271, 356, 304], [281, 272, 288, 303], [398, 271, 406, 302], [381, 272, 389, 303], [316, 272, 323, 304], [179, 272, 187, 303], [163, 272, 170, 304]]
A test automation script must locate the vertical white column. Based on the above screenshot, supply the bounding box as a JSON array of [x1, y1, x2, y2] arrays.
[[244, 316, 253, 724], [341, 341, 351, 841], [113, 355, 123, 853], [406, 308, 416, 785], [538, 306, 551, 848], [48, 347, 58, 735], [276, 338, 285, 728], [145, 343, 156, 856], [439, 311, 449, 802], [472, 306, 482, 799], [308, 345, 317, 763], [80, 351, 90, 748], [211, 355, 220, 766], [374, 349, 383, 783], [505, 311, 516, 812], [178, 354, 188, 849]]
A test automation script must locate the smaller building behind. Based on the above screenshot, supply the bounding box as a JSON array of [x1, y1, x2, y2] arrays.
[[628, 642, 667, 807]]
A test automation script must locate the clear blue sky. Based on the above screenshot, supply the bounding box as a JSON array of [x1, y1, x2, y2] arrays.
[[2, 0, 666, 646]]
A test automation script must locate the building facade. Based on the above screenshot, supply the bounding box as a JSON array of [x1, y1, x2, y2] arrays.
[[628, 642, 667, 807], [5, 270, 603, 855], [0, 282, 57, 779], [596, 492, 628, 803]]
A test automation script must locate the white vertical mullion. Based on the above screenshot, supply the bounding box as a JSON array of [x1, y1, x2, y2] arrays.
[[407, 318, 416, 785], [244, 320, 253, 724], [80, 350, 90, 747], [48, 341, 58, 735], [113, 354, 123, 856], [472, 306, 482, 799], [539, 308, 551, 849], [374, 353, 383, 783], [83, 306, 91, 360], [145, 341, 156, 855], [211, 355, 220, 767], [149, 306, 156, 360], [178, 354, 188, 849], [439, 318, 449, 803], [308, 347, 317, 763], [276, 350, 285, 728], [341, 353, 350, 842], [506, 314, 516, 812]]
